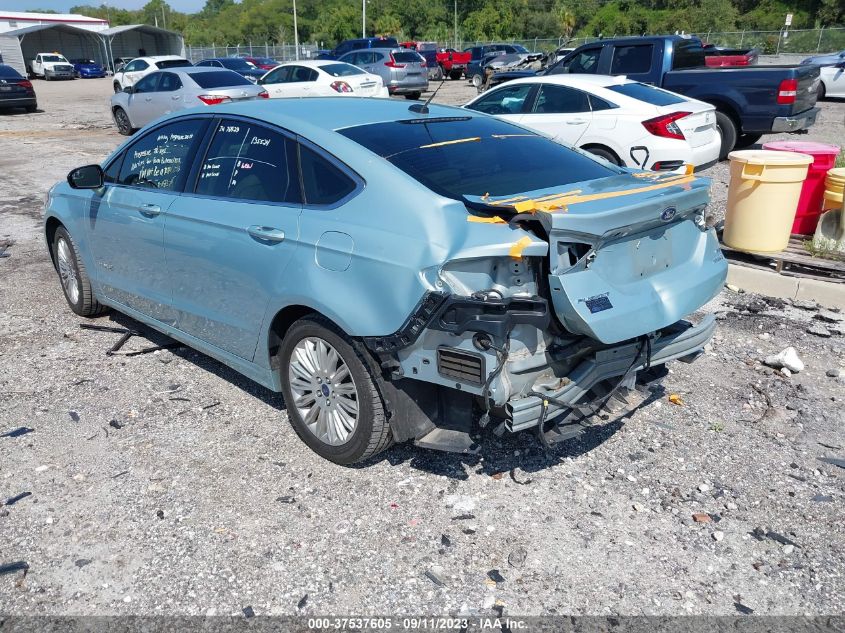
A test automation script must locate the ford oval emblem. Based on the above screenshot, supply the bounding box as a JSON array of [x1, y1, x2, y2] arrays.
[[660, 207, 677, 222]]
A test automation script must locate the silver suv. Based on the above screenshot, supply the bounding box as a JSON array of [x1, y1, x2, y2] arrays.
[[339, 48, 428, 99]]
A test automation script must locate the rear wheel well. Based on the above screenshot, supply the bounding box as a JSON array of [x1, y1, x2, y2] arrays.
[[45, 216, 63, 265], [268, 305, 318, 368], [580, 144, 623, 166], [706, 100, 740, 127]]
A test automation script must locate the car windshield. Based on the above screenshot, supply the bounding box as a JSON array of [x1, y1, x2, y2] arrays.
[[220, 58, 253, 70], [514, 45, 529, 53], [156, 59, 192, 69], [607, 82, 686, 106], [339, 116, 619, 200], [191, 70, 253, 88], [42, 55, 66, 62], [320, 63, 364, 77]]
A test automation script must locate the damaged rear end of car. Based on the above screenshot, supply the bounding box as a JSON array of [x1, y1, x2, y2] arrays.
[[339, 113, 727, 452]]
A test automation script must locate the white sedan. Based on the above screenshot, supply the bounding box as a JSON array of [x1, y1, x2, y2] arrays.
[[258, 60, 388, 98], [464, 75, 721, 173], [819, 61, 845, 99]]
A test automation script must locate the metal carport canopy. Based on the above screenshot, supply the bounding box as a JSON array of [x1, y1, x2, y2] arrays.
[[0, 23, 107, 77], [101, 24, 186, 73]]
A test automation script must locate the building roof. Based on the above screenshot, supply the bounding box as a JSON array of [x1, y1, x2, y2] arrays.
[[1, 23, 104, 38], [101, 24, 181, 38], [0, 11, 108, 25]]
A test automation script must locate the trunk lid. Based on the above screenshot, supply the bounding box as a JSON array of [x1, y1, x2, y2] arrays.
[[669, 106, 716, 149], [467, 172, 727, 343]]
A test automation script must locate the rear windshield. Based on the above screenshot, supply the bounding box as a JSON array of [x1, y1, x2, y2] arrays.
[[191, 70, 253, 88], [320, 63, 364, 77], [607, 82, 686, 106], [0, 64, 23, 78], [392, 51, 422, 64], [339, 116, 619, 200], [156, 59, 192, 69]]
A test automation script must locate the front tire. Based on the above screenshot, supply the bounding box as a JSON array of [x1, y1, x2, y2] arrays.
[[430, 65, 443, 81], [817, 82, 826, 101], [113, 82, 122, 94], [278, 317, 392, 465], [471, 73, 483, 88], [715, 111, 737, 160], [449, 70, 463, 80], [52, 226, 106, 317], [113, 107, 134, 136]]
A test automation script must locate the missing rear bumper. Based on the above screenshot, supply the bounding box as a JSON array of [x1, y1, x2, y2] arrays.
[[506, 314, 716, 432]]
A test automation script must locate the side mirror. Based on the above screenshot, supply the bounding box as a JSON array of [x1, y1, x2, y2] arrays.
[[837, 61, 845, 69], [67, 164, 104, 189], [123, 85, 134, 94]]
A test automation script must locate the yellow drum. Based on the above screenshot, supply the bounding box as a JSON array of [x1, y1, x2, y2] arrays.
[[824, 167, 845, 211], [723, 150, 813, 253]]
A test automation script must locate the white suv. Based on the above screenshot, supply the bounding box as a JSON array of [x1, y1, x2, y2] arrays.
[[112, 55, 192, 92]]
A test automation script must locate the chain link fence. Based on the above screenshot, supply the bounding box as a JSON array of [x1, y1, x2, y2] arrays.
[[187, 28, 844, 63], [477, 28, 845, 55]]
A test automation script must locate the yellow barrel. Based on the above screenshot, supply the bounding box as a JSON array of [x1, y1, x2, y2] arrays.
[[824, 167, 845, 211], [723, 150, 813, 253]]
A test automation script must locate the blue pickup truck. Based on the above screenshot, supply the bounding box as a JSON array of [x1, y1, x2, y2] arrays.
[[487, 36, 821, 158]]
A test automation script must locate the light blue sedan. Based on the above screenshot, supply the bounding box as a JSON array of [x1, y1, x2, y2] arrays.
[[45, 98, 726, 464]]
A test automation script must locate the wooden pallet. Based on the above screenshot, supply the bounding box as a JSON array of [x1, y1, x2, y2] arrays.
[[719, 234, 845, 283]]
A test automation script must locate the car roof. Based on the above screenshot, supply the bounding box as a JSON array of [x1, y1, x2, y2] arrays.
[[160, 67, 231, 75], [136, 55, 188, 62], [504, 74, 633, 89], [278, 60, 354, 68]]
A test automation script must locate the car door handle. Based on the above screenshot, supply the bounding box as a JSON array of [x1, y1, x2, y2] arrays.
[[171, 95, 180, 100], [247, 225, 285, 243], [138, 203, 161, 217], [145, 97, 152, 102], [566, 119, 588, 124]]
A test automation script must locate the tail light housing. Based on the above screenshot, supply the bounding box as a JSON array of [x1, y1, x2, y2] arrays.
[[257, 90, 269, 98], [197, 94, 231, 105], [642, 111, 690, 140], [330, 80, 353, 93], [384, 54, 406, 69], [17, 80, 33, 89], [777, 78, 798, 104]]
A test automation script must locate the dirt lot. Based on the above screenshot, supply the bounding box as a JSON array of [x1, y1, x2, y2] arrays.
[[1, 76, 844, 618]]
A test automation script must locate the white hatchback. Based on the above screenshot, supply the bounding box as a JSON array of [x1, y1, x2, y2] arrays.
[[258, 60, 388, 99], [464, 75, 721, 173]]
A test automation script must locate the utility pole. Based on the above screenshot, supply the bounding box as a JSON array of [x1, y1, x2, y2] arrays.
[[362, 0, 366, 38], [161, 5, 166, 30], [453, 0, 458, 49], [293, 0, 299, 60]]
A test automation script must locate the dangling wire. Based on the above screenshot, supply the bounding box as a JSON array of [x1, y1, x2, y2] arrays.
[[478, 329, 512, 428]]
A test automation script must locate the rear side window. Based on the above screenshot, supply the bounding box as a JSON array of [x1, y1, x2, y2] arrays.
[[392, 51, 422, 64], [339, 116, 619, 200], [589, 94, 616, 111], [191, 70, 252, 88], [607, 82, 686, 106], [673, 40, 705, 69], [159, 72, 182, 91], [532, 84, 590, 114], [195, 120, 300, 204], [320, 63, 364, 77], [289, 66, 318, 82], [609, 45, 653, 74], [156, 59, 192, 69], [118, 119, 206, 190], [299, 146, 356, 205]]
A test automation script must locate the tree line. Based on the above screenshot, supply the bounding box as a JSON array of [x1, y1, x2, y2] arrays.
[[64, 0, 843, 47]]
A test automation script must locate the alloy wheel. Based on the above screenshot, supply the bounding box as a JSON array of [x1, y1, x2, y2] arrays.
[[56, 237, 79, 305], [288, 336, 359, 446]]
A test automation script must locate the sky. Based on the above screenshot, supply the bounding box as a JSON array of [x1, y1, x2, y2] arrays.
[[5, 0, 206, 13]]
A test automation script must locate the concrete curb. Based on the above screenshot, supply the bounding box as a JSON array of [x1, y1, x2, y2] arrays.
[[727, 264, 845, 310]]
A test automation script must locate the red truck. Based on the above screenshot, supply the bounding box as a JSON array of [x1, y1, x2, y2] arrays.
[[703, 45, 759, 67], [400, 41, 470, 80]]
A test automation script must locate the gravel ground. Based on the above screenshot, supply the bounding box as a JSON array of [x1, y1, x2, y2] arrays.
[[0, 75, 844, 618]]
